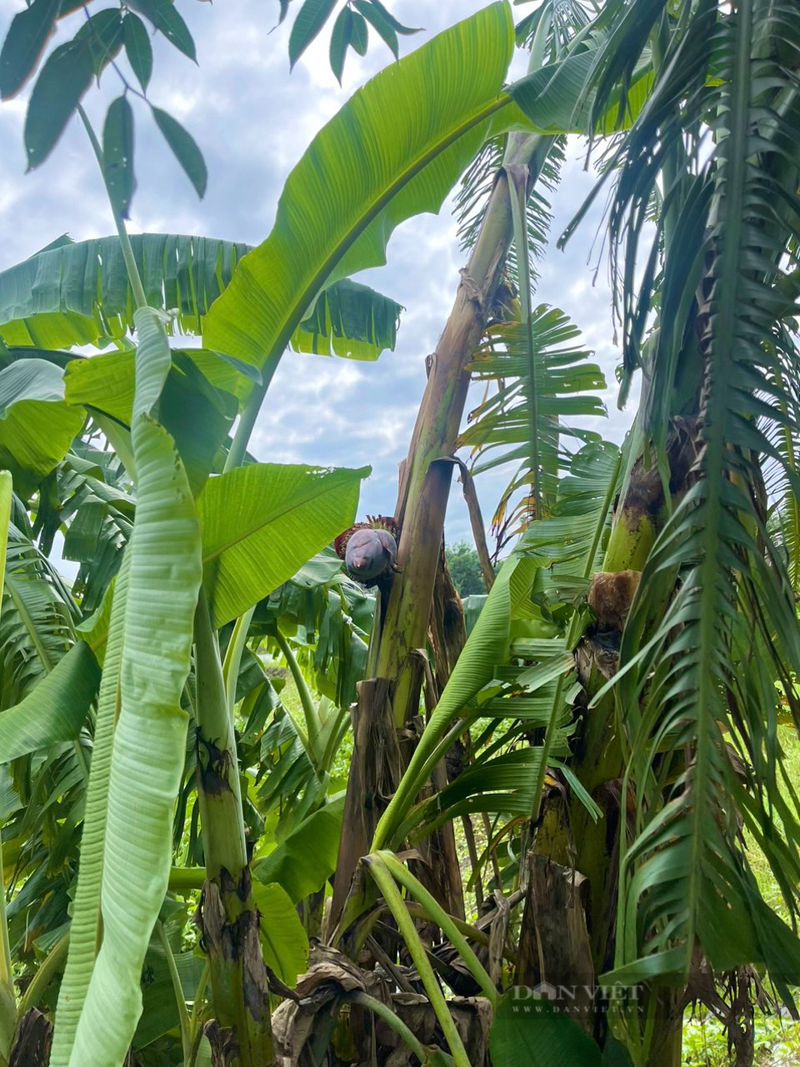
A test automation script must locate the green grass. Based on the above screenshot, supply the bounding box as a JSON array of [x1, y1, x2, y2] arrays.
[[683, 1011, 800, 1066], [681, 726, 800, 1066]]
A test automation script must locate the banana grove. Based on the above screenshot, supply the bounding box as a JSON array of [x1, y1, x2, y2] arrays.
[[0, 0, 797, 1065]]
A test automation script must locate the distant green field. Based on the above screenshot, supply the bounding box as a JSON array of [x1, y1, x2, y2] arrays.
[[684, 726, 800, 1066]]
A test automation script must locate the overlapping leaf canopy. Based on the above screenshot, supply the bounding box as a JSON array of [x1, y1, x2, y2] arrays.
[[0, 234, 402, 364], [203, 2, 519, 368]]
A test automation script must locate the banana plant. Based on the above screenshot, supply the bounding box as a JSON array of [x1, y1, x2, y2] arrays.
[[0, 471, 26, 1064], [5, 10, 538, 1060], [372, 440, 620, 853], [0, 2, 795, 1066], [446, 0, 800, 1062], [0, 73, 380, 1067], [326, 0, 799, 1063], [573, 0, 800, 1023]]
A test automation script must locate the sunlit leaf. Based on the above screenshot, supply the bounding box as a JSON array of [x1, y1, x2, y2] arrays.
[[0, 359, 84, 497], [204, 3, 516, 369], [251, 881, 309, 984], [54, 307, 203, 1065], [0, 234, 402, 364], [198, 463, 368, 626]]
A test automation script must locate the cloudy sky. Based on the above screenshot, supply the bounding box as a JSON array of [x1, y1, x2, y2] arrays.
[[0, 0, 634, 546]]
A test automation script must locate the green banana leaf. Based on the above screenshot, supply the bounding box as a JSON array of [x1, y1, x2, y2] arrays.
[[0, 641, 99, 762], [203, 2, 658, 373], [0, 468, 15, 1057], [489, 991, 604, 1066], [73, 459, 353, 665], [0, 359, 84, 497], [0, 233, 401, 362], [65, 348, 238, 493], [509, 46, 653, 135], [250, 880, 310, 985], [2, 524, 75, 702], [203, 2, 517, 368], [255, 547, 373, 709], [197, 463, 369, 627], [133, 933, 206, 1051], [51, 557, 130, 1067], [53, 307, 203, 1067], [253, 795, 345, 904]]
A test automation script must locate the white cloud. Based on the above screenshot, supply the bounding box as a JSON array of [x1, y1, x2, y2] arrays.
[[0, 0, 636, 549]]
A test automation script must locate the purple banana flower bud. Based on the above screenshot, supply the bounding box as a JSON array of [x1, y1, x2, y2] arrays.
[[345, 527, 397, 581]]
